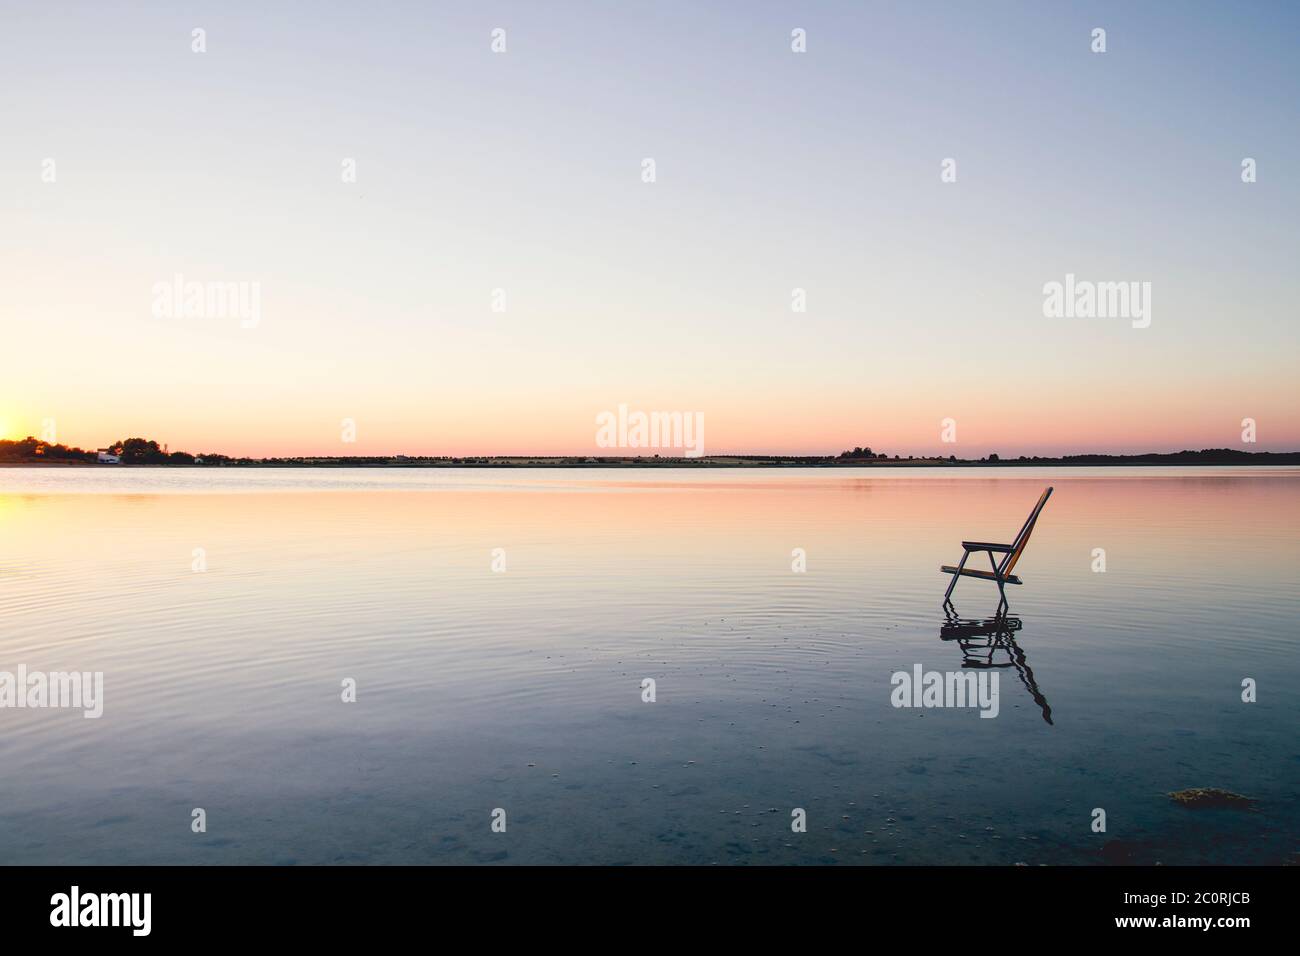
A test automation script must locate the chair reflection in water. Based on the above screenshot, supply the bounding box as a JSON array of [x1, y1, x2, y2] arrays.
[[940, 609, 1054, 725]]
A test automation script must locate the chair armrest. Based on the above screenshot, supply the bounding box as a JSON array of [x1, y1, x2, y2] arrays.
[[962, 541, 1014, 552]]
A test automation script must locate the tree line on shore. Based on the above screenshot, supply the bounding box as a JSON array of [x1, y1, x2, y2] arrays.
[[2, 436, 1295, 466], [0, 437, 232, 465]]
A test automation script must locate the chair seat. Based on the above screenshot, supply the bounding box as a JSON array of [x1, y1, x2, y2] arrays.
[[940, 565, 1023, 585]]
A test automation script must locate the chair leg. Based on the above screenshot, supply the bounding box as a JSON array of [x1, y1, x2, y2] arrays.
[[944, 551, 967, 601]]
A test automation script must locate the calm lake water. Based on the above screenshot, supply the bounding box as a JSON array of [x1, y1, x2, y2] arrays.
[[1, 467, 1296, 865]]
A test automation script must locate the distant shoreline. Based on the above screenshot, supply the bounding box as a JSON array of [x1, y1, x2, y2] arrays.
[[8, 435, 1297, 469], [4, 451, 1299, 469]]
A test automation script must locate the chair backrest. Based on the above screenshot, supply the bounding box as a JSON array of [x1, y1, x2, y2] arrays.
[[1002, 487, 1053, 576]]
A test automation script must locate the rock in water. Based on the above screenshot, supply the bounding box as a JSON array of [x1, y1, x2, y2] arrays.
[[1168, 788, 1256, 809]]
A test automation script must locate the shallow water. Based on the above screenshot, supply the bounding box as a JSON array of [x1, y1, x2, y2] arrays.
[[0, 467, 1296, 865]]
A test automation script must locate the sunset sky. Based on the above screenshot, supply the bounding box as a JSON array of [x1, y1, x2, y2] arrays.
[[2, 1, 1297, 457]]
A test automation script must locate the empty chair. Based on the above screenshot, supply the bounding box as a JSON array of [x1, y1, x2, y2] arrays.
[[941, 487, 1052, 610]]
